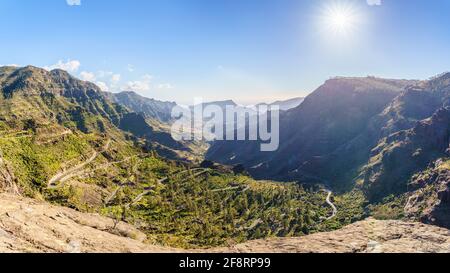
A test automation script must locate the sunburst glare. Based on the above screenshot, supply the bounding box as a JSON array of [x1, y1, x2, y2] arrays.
[[320, 1, 362, 38]]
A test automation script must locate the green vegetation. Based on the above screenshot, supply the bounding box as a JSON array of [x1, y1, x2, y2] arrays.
[[368, 194, 407, 220], [0, 110, 369, 248], [104, 172, 336, 248], [1, 125, 348, 247], [0, 66, 372, 249], [318, 189, 367, 231], [438, 159, 450, 171]]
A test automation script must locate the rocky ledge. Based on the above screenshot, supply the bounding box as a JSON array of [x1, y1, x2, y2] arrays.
[[0, 193, 177, 253], [214, 218, 450, 253]]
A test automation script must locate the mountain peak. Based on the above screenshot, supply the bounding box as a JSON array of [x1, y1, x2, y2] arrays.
[[201, 100, 237, 107], [0, 65, 105, 100], [322, 76, 418, 93], [431, 72, 450, 81], [50, 68, 72, 78]]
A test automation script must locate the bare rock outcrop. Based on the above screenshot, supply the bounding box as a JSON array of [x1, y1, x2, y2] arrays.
[[0, 153, 20, 195], [0, 193, 177, 253], [212, 218, 450, 253]]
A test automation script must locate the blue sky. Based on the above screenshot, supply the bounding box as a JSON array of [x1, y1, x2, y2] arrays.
[[1, 0, 450, 104]]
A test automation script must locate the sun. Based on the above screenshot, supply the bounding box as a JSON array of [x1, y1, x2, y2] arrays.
[[329, 10, 352, 32], [321, 2, 360, 36]]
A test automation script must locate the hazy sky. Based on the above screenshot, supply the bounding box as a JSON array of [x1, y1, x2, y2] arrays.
[[1, 0, 450, 104]]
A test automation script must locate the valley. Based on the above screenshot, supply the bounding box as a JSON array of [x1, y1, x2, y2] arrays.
[[0, 65, 448, 252]]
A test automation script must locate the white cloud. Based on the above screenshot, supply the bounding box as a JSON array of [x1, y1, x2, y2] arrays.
[[108, 74, 121, 92], [76, 70, 122, 92], [68, 66, 171, 94], [95, 81, 109, 92], [0, 64, 20, 67], [80, 71, 96, 82], [111, 74, 121, 84], [45, 59, 81, 72], [66, 0, 81, 6], [97, 70, 113, 78], [127, 64, 135, 72], [142, 74, 153, 81], [157, 83, 174, 89], [124, 81, 150, 92], [367, 0, 382, 6], [124, 74, 153, 92]]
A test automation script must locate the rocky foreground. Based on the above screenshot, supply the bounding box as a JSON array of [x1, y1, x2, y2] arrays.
[[0, 193, 177, 253], [215, 219, 450, 253], [0, 193, 449, 253]]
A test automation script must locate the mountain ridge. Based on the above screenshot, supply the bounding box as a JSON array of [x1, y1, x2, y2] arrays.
[[0, 65, 449, 251], [0, 65, 349, 248]]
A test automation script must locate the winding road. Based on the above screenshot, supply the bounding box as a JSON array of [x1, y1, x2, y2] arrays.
[[48, 139, 111, 189], [323, 189, 338, 221], [125, 168, 210, 208]]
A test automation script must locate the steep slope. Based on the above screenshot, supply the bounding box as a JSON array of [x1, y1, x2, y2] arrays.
[[207, 77, 416, 185], [404, 158, 450, 229], [363, 107, 450, 201], [0, 66, 122, 134], [105, 91, 176, 123], [191, 100, 237, 111], [257, 97, 305, 111], [207, 73, 450, 232], [0, 65, 352, 248], [372, 73, 450, 137], [0, 66, 190, 161], [359, 73, 450, 202]]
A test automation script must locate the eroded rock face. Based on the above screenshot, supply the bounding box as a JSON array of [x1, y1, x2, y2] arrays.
[[0, 154, 20, 195], [0, 193, 177, 253], [405, 159, 450, 229], [364, 108, 450, 201]]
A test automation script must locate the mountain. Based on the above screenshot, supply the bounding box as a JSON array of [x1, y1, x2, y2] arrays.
[[207, 76, 417, 184], [0, 65, 350, 248], [404, 158, 450, 228], [0, 66, 124, 133], [206, 73, 450, 229], [191, 100, 238, 111], [105, 91, 176, 123], [0, 65, 448, 251], [191, 97, 304, 112], [258, 97, 305, 111], [363, 107, 450, 201], [0, 66, 190, 160], [356, 74, 450, 203]]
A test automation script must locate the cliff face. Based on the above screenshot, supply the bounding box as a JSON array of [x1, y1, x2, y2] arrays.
[[105, 91, 176, 123], [363, 107, 450, 201], [405, 159, 450, 229]]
